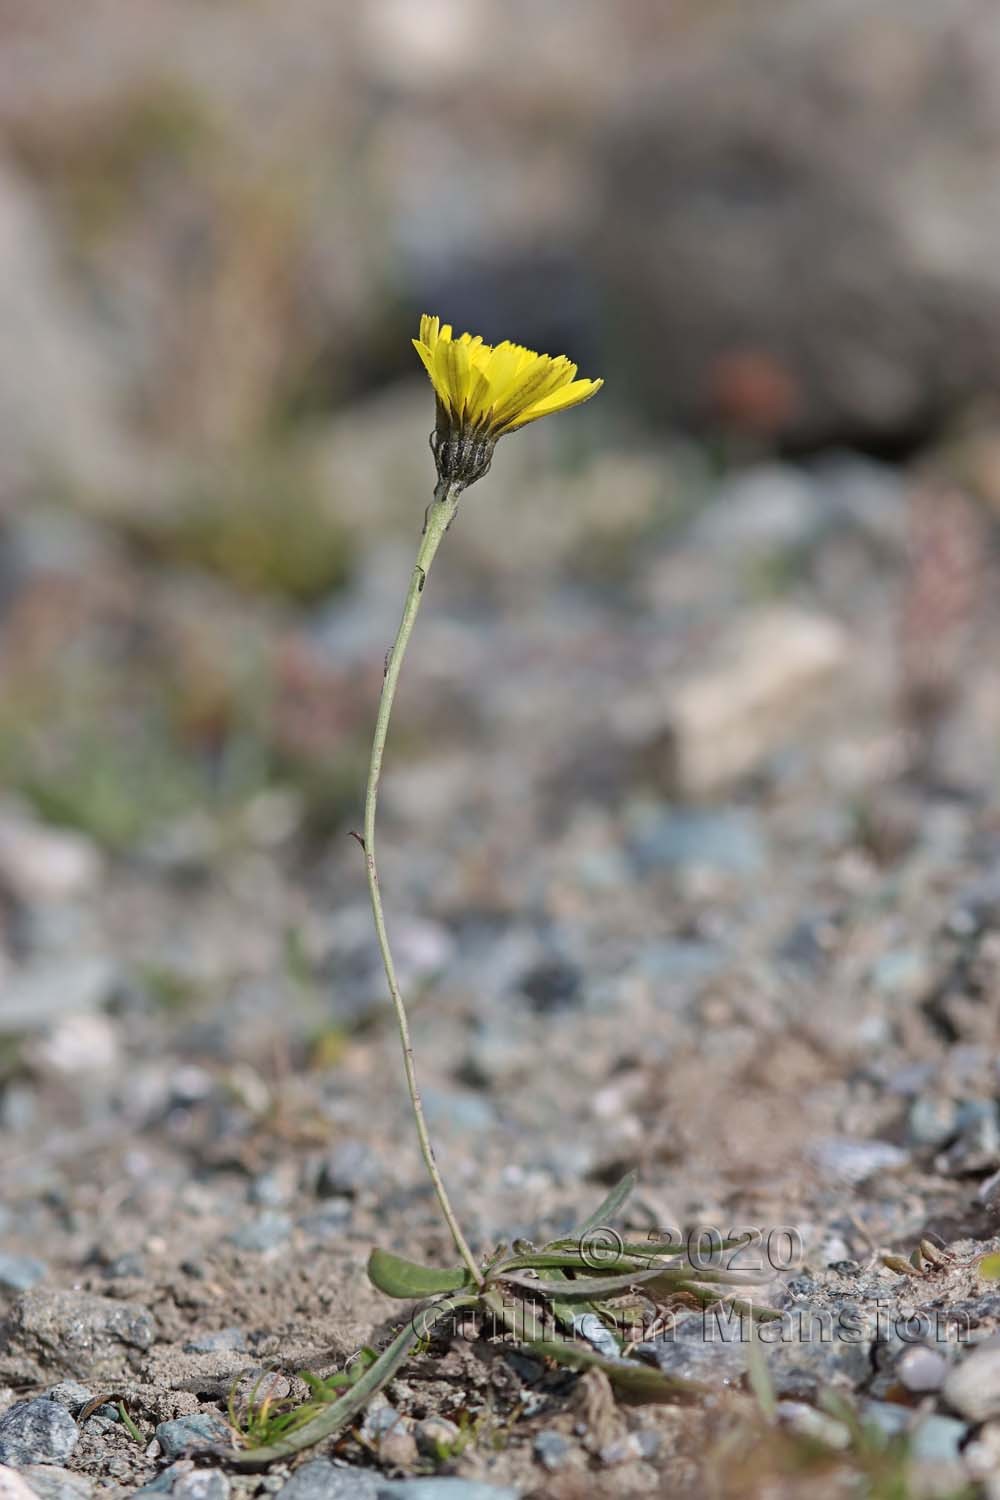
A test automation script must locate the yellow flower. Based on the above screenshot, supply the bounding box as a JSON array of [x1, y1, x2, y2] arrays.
[[413, 314, 603, 488]]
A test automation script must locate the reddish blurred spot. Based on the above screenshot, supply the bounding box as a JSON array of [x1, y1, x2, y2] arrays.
[[707, 349, 801, 438]]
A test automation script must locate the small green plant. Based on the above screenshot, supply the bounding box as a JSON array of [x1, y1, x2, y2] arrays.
[[202, 318, 776, 1471]]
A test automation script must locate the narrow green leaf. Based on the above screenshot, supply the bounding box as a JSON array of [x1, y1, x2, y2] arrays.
[[745, 1320, 777, 1422], [530, 1340, 706, 1402], [194, 1299, 470, 1470], [617, 1237, 750, 1259], [504, 1265, 670, 1300], [575, 1169, 638, 1236], [674, 1284, 785, 1322], [645, 1268, 767, 1292], [492, 1249, 654, 1277], [367, 1248, 473, 1299]]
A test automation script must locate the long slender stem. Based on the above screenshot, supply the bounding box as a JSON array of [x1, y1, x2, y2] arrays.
[[362, 478, 483, 1287]]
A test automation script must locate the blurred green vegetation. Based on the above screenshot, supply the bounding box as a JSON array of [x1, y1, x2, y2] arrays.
[[0, 456, 363, 853], [123, 446, 354, 604]]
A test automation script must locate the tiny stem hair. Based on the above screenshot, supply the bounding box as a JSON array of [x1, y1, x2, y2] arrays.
[[361, 476, 483, 1287]]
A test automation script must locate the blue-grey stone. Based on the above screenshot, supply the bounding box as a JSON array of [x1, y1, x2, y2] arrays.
[[533, 1430, 575, 1471], [636, 939, 724, 984], [759, 1310, 872, 1398], [170, 1471, 230, 1500], [102, 1252, 145, 1280], [869, 948, 928, 998], [318, 1141, 382, 1197], [776, 917, 836, 973], [637, 1310, 748, 1386], [154, 1412, 231, 1459], [909, 1415, 969, 1464], [860, 1402, 967, 1462], [297, 1199, 353, 1241], [376, 1482, 520, 1499], [248, 1171, 290, 1208], [134, 1467, 230, 1500], [937, 1105, 1000, 1174], [227, 1212, 291, 1252], [807, 1137, 909, 1186], [908, 1096, 960, 1148], [0, 1253, 47, 1293], [691, 464, 824, 554], [361, 1406, 402, 1441], [629, 807, 765, 876], [0, 1399, 78, 1465], [421, 1089, 496, 1133], [182, 1328, 246, 1354], [275, 1460, 378, 1500], [43, 1382, 93, 1413]]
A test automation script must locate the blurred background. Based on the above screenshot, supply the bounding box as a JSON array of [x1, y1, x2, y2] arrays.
[[2, 1, 1000, 1489]]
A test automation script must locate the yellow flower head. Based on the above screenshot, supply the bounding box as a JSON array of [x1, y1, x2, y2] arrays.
[[413, 314, 603, 489]]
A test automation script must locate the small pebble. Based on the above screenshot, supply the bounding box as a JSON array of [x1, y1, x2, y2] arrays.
[[414, 1417, 460, 1457], [378, 1425, 418, 1469], [936, 1108, 1000, 1175], [227, 1213, 291, 1253], [778, 1402, 851, 1450], [944, 1344, 1000, 1422], [861, 1403, 967, 1463], [807, 1137, 909, 1186], [375, 1483, 520, 1499], [22, 1467, 92, 1500], [296, 1201, 352, 1241], [908, 1095, 960, 1148], [598, 1435, 638, 1466], [897, 1344, 949, 1394], [533, 1430, 575, 1471], [102, 1253, 145, 1281], [274, 1459, 378, 1500], [134, 1464, 229, 1500], [517, 959, 582, 1013], [0, 1401, 78, 1467], [317, 1141, 381, 1197], [42, 1385, 92, 1414], [154, 1413, 231, 1459], [0, 1466, 40, 1500], [0, 1256, 47, 1294], [182, 1328, 247, 1355], [362, 1406, 403, 1442], [171, 1471, 230, 1500], [248, 1171, 292, 1208]]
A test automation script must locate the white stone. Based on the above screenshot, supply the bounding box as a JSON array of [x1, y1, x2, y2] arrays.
[[0, 814, 101, 904], [30, 1013, 119, 1076], [615, 606, 850, 797], [943, 1343, 1000, 1423], [0, 1465, 41, 1500]]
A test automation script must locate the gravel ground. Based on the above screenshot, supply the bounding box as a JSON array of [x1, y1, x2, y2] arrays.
[[2, 420, 1000, 1498]]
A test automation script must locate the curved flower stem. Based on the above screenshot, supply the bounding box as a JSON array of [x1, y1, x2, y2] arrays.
[[362, 478, 483, 1288]]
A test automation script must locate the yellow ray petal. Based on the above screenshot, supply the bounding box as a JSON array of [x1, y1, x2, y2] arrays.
[[499, 378, 604, 432], [412, 339, 436, 382]]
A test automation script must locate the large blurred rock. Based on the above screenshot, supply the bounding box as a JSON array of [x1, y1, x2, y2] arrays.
[[596, 0, 1000, 447]]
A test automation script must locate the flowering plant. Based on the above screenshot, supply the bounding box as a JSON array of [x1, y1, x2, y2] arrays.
[[210, 320, 773, 1469]]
